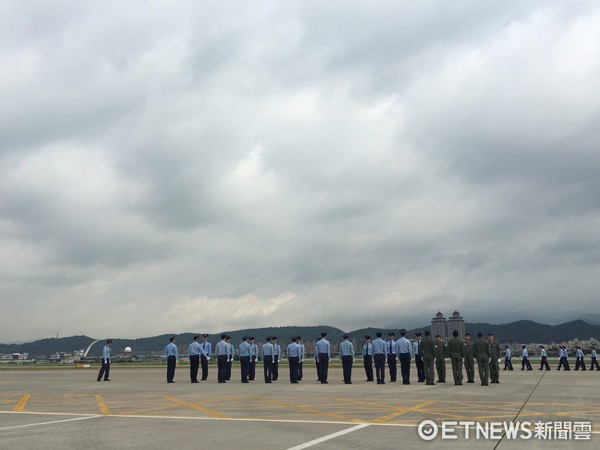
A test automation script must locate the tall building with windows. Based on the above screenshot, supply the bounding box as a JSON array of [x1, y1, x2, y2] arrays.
[[431, 310, 465, 341], [447, 310, 465, 338], [431, 312, 447, 340]]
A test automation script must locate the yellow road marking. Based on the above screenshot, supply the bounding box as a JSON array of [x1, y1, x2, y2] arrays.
[[372, 400, 437, 423], [162, 396, 227, 418], [12, 394, 31, 412], [95, 395, 111, 415], [251, 397, 365, 423]]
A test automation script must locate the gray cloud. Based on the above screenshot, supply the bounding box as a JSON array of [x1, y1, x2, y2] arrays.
[[1, 1, 600, 341]]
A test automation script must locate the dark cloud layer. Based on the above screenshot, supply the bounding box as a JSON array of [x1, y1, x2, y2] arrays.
[[1, 1, 599, 341]]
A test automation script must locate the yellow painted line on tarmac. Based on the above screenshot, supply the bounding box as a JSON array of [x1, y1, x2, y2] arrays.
[[251, 397, 365, 423], [95, 395, 111, 415], [372, 400, 437, 423], [162, 396, 227, 418], [12, 394, 31, 412]]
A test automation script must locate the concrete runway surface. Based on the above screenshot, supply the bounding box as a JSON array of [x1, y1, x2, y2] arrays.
[[1, 364, 598, 449]]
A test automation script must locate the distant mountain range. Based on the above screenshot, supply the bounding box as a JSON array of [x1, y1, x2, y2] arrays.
[[2, 320, 599, 356]]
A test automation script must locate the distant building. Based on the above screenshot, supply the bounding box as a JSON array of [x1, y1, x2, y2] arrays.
[[431, 310, 465, 341]]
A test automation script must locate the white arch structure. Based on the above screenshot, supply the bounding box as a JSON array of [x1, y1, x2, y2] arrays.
[[83, 340, 101, 358]]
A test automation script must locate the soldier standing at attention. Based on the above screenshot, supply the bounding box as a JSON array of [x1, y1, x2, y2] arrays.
[[372, 332, 388, 384], [97, 339, 112, 382], [420, 330, 435, 386], [226, 336, 234, 380], [262, 336, 274, 383], [434, 334, 447, 383], [521, 345, 533, 371], [238, 336, 251, 383], [474, 332, 490, 386], [413, 332, 425, 382], [188, 335, 207, 383], [488, 334, 500, 383], [287, 336, 301, 383], [272, 336, 281, 381], [315, 332, 331, 384], [387, 332, 398, 382], [504, 345, 513, 371], [590, 347, 599, 371], [339, 334, 355, 384], [165, 336, 179, 383], [362, 336, 374, 382], [248, 337, 257, 381], [200, 334, 211, 381], [215, 334, 229, 383], [447, 330, 464, 385], [396, 329, 412, 385], [539, 346, 551, 371], [463, 333, 475, 383]]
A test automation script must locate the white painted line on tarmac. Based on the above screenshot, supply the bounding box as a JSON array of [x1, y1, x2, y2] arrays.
[[0, 415, 100, 431], [285, 423, 371, 450]]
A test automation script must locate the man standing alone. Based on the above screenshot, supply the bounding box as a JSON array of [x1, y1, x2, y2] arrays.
[[97, 339, 112, 382], [165, 337, 178, 383]]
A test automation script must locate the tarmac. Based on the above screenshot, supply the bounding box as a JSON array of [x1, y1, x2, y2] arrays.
[[0, 363, 598, 449]]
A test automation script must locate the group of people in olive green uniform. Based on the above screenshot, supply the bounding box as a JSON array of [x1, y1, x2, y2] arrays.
[[419, 329, 501, 386]]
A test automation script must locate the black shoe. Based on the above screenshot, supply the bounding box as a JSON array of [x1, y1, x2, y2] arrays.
[[242, 380, 249, 383], [104, 379, 110, 381], [97, 379, 101, 382], [426, 382, 435, 385], [321, 381, 328, 384], [191, 381, 199, 383]]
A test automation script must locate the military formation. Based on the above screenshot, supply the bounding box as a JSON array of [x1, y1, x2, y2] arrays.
[[96, 332, 600, 384]]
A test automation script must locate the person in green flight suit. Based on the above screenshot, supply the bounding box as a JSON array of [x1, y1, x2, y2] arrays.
[[463, 333, 475, 383], [420, 330, 436, 385], [488, 333, 501, 384], [447, 330, 464, 385], [474, 332, 490, 386], [434, 334, 447, 383]]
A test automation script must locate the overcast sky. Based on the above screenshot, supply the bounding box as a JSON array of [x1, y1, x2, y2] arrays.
[[1, 1, 599, 342]]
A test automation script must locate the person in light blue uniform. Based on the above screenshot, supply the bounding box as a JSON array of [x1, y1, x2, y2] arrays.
[[226, 336, 234, 380], [200, 334, 211, 381], [165, 337, 179, 383], [249, 337, 258, 381], [97, 339, 112, 382], [238, 336, 251, 383], [503, 345, 513, 371], [298, 337, 305, 381], [590, 347, 599, 371], [272, 336, 281, 381], [396, 329, 412, 385], [386, 332, 398, 382], [575, 346, 586, 371], [315, 332, 331, 384], [557, 345, 570, 371], [215, 334, 229, 383], [339, 334, 355, 384], [521, 345, 532, 371], [188, 335, 208, 383], [287, 336, 301, 383], [413, 332, 425, 382], [539, 346, 551, 371], [372, 332, 388, 384], [362, 336, 374, 382], [262, 336, 274, 383]]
